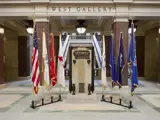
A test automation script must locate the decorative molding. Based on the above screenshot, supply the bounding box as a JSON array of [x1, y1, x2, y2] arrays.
[[113, 0, 133, 3], [0, 0, 160, 4], [114, 17, 129, 22], [30, 0, 50, 3], [0, 4, 160, 17], [35, 18, 49, 22]]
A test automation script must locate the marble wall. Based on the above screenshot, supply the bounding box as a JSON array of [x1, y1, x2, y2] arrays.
[[4, 29, 18, 81], [145, 27, 159, 81]]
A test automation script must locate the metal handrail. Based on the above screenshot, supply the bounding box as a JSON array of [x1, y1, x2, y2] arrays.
[[61, 35, 102, 68], [70, 35, 93, 40], [92, 35, 102, 67]]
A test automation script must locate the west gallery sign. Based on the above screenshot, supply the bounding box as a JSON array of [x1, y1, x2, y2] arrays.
[[51, 6, 114, 13]]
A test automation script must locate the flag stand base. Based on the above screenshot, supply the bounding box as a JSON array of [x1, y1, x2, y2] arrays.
[[30, 94, 62, 109], [101, 94, 133, 109]]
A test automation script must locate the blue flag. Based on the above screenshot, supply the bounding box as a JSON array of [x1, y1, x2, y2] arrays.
[[117, 32, 125, 87], [109, 35, 116, 86], [128, 36, 132, 66], [128, 23, 138, 95]]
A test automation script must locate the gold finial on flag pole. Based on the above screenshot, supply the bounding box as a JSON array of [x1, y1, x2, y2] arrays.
[[32, 14, 36, 40], [131, 19, 134, 24], [111, 31, 113, 37], [120, 29, 123, 33]]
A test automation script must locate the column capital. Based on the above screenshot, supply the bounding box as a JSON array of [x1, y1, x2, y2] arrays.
[[35, 17, 49, 22], [113, 17, 129, 23], [112, 21, 128, 85]]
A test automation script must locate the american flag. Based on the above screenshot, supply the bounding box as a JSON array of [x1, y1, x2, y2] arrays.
[[31, 27, 40, 94]]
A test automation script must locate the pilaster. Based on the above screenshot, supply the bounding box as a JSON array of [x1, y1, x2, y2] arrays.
[[35, 17, 50, 85], [112, 17, 129, 85], [0, 27, 4, 85]]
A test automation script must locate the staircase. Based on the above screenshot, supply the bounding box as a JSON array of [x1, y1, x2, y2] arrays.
[[62, 35, 102, 68], [64, 93, 98, 103]]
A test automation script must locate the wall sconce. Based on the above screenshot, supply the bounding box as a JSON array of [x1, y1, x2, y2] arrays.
[[0, 27, 4, 34], [76, 20, 87, 34], [159, 27, 160, 34]]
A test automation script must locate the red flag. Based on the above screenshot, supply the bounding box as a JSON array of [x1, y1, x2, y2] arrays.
[[50, 33, 57, 86]]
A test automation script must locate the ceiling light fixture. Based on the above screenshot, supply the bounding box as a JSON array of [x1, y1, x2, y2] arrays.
[[76, 26, 86, 34], [26, 27, 33, 34], [128, 27, 136, 34], [0, 27, 4, 34], [25, 20, 34, 34], [76, 20, 87, 34]]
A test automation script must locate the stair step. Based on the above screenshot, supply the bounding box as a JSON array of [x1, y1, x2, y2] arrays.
[[64, 93, 98, 103]]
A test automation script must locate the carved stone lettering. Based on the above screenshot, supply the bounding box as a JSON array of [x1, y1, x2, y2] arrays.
[[51, 6, 113, 12], [73, 50, 90, 59]]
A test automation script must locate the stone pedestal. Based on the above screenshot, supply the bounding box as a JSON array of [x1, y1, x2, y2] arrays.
[[71, 47, 92, 93]]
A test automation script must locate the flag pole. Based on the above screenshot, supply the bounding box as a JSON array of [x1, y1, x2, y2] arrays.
[[32, 15, 36, 40], [130, 21, 134, 98], [59, 33, 62, 96], [42, 30, 45, 90], [102, 34, 105, 96], [110, 32, 114, 101], [32, 15, 36, 95], [119, 31, 123, 104]]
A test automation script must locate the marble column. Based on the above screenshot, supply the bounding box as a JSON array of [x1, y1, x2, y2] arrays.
[[112, 18, 129, 85], [0, 27, 4, 85], [158, 33, 160, 83], [35, 18, 50, 86]]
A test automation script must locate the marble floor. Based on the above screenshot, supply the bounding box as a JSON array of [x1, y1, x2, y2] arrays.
[[0, 80, 160, 120]]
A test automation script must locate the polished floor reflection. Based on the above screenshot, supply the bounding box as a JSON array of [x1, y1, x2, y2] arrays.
[[0, 79, 160, 120]]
